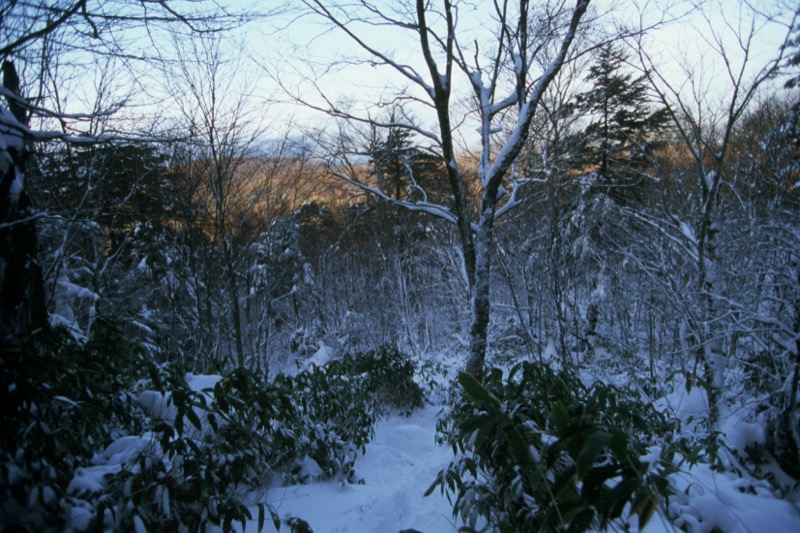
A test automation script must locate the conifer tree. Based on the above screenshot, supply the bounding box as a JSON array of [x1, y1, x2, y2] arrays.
[[369, 119, 443, 204], [574, 44, 669, 203]]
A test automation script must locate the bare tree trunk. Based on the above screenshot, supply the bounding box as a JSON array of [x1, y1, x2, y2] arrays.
[[1, 61, 48, 343], [223, 244, 245, 366], [466, 206, 496, 377], [783, 264, 800, 472]]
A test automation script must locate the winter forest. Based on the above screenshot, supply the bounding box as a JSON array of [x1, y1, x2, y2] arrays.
[[2, 0, 800, 531]]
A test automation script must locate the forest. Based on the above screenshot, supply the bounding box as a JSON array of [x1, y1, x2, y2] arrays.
[[2, 0, 800, 531]]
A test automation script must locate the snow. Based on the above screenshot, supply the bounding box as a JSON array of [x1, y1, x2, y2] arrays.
[[679, 221, 696, 245], [301, 342, 336, 371], [7, 168, 23, 201], [704, 170, 717, 192], [661, 464, 800, 533], [721, 413, 766, 455], [0, 106, 26, 203], [185, 373, 223, 392], [241, 406, 460, 533], [96, 433, 160, 465], [26, 354, 800, 533], [138, 390, 176, 421]]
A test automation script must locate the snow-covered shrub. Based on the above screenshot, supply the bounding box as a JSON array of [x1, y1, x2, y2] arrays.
[[1, 318, 423, 531], [0, 321, 285, 531], [104, 363, 286, 531], [274, 345, 423, 483], [343, 345, 425, 415], [275, 363, 375, 484], [429, 362, 680, 532], [0, 320, 147, 531]]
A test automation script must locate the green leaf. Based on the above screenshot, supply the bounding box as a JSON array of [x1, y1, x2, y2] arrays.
[[270, 507, 281, 530], [576, 430, 612, 478], [241, 508, 250, 532], [186, 406, 202, 431], [257, 503, 265, 532], [551, 403, 571, 436], [423, 479, 438, 498], [634, 491, 658, 528], [459, 413, 493, 435], [473, 414, 500, 450], [457, 371, 501, 409], [607, 477, 638, 520], [508, 425, 532, 469], [567, 507, 596, 533], [607, 428, 628, 459]]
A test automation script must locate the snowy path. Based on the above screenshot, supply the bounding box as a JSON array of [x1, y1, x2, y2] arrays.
[[249, 406, 459, 533], [239, 400, 800, 533]]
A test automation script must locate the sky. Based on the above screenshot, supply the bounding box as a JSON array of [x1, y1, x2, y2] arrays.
[[13, 0, 798, 149], [246, 0, 797, 150]]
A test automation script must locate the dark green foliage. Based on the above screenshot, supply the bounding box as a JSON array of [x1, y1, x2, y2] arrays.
[[428, 362, 679, 532], [276, 361, 376, 483], [342, 345, 425, 415], [2, 317, 420, 531], [96, 361, 284, 532], [572, 44, 669, 204], [34, 142, 169, 227], [0, 319, 148, 530], [369, 116, 445, 203], [276, 345, 424, 483]]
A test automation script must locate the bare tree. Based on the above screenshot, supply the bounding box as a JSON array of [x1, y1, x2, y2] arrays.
[[277, 0, 591, 377], [0, 1, 252, 343], [634, 0, 797, 425], [164, 31, 306, 366]]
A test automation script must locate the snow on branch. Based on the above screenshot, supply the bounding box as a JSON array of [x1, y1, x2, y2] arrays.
[[0, 87, 125, 121], [329, 167, 457, 224], [0, 108, 171, 145], [486, 0, 590, 191]]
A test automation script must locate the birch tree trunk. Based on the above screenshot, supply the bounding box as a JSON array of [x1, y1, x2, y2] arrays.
[[289, 0, 590, 378]]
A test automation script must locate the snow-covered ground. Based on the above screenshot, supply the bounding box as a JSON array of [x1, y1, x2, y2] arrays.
[[250, 405, 459, 533], [56, 348, 800, 533], [231, 375, 800, 533]]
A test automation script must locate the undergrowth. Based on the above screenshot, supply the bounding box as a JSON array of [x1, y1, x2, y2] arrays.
[[0, 322, 421, 532], [429, 362, 684, 532]]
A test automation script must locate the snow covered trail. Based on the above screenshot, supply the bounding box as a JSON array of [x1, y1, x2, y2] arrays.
[[237, 392, 800, 533], [244, 406, 459, 533]]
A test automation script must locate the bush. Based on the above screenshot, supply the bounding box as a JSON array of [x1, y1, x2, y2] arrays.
[[1, 331, 422, 531], [341, 345, 425, 415], [274, 361, 376, 483], [1, 320, 148, 530], [428, 362, 679, 532], [275, 345, 424, 483], [106, 362, 287, 531]]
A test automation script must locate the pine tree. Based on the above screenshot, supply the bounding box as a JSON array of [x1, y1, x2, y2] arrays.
[[369, 116, 443, 204], [574, 44, 669, 204]]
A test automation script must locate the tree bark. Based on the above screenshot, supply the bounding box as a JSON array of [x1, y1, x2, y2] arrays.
[[465, 205, 496, 378], [1, 61, 48, 343]]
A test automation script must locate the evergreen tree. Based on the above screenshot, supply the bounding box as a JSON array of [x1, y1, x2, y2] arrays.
[[574, 44, 669, 203], [369, 117, 443, 204]]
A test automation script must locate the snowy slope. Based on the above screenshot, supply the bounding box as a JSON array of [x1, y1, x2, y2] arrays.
[[254, 406, 459, 533], [233, 375, 800, 533]]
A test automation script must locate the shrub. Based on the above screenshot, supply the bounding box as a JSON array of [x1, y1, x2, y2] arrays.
[[1, 320, 149, 531], [275, 361, 376, 483], [342, 345, 425, 415], [275, 345, 424, 483], [428, 362, 679, 532], [2, 330, 421, 531], [104, 362, 287, 531]]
